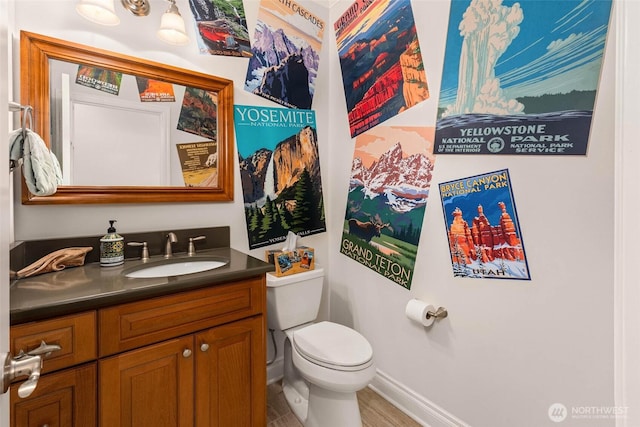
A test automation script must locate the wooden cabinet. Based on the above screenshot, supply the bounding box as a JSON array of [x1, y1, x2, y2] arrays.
[[100, 316, 265, 427], [10, 363, 97, 427], [194, 316, 265, 427], [10, 276, 267, 427], [9, 311, 98, 427], [99, 336, 194, 427]]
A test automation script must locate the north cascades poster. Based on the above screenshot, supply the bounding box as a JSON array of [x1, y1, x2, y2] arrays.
[[244, 0, 324, 109]]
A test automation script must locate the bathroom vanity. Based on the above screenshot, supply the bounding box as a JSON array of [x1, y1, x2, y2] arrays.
[[8, 228, 273, 427]]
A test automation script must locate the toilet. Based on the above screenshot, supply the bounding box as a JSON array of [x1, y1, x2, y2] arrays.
[[266, 268, 376, 427]]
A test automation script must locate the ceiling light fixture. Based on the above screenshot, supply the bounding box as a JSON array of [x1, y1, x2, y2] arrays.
[[76, 0, 120, 26], [76, 0, 189, 45], [156, 0, 189, 45]]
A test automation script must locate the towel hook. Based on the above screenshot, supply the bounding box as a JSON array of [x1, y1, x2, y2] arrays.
[[21, 106, 33, 139], [8, 102, 34, 171]]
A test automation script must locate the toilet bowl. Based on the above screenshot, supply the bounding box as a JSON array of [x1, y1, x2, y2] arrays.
[[266, 269, 376, 427], [292, 321, 375, 392], [282, 322, 376, 427]]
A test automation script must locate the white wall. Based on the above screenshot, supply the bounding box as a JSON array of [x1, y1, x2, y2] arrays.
[[8, 0, 624, 426], [326, 1, 615, 426]]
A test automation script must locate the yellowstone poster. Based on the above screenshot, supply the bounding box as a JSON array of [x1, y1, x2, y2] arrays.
[[439, 169, 530, 280], [244, 0, 324, 109], [234, 105, 326, 249], [339, 126, 436, 290], [435, 0, 613, 155], [335, 0, 428, 139], [176, 142, 218, 187]]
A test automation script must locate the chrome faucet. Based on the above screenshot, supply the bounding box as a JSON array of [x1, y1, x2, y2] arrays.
[[164, 232, 177, 258]]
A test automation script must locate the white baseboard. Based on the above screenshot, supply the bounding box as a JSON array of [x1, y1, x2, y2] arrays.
[[369, 369, 469, 427]]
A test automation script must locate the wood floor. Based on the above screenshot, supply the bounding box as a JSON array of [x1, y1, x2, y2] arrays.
[[267, 381, 421, 427]]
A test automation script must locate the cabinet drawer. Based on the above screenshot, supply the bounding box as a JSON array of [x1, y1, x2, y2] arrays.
[[11, 362, 97, 427], [10, 311, 97, 374], [99, 276, 265, 356]]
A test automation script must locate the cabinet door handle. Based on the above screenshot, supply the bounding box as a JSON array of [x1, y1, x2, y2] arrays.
[[27, 340, 62, 358], [182, 349, 192, 358], [200, 343, 209, 352]]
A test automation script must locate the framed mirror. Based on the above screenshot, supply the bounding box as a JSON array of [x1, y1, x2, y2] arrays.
[[19, 31, 235, 204]]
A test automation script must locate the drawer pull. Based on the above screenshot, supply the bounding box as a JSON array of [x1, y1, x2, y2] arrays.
[[182, 349, 192, 358], [27, 341, 62, 358], [200, 343, 209, 352]]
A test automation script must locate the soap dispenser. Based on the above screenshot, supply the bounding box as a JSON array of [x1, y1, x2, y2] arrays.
[[100, 220, 124, 267]]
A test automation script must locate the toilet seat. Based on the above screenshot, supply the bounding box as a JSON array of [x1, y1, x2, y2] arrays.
[[292, 321, 373, 372]]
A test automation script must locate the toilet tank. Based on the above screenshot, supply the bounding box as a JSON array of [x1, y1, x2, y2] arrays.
[[266, 267, 324, 330]]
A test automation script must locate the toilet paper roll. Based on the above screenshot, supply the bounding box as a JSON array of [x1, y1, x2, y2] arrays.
[[405, 299, 436, 327]]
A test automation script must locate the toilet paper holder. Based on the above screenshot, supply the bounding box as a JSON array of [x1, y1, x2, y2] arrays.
[[427, 307, 448, 320]]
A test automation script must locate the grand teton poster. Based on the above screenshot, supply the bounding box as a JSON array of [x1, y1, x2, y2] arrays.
[[335, 0, 429, 138], [435, 0, 613, 155], [235, 105, 326, 249], [340, 126, 436, 289], [244, 0, 324, 109]]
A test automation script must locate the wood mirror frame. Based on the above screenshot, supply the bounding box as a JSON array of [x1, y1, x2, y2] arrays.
[[19, 31, 234, 204]]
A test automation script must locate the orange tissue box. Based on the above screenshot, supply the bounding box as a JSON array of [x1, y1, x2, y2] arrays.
[[265, 246, 315, 277]]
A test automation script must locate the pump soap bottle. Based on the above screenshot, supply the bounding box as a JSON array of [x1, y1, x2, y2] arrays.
[[100, 220, 124, 267]]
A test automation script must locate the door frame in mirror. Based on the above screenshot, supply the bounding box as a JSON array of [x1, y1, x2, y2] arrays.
[[19, 31, 235, 204]]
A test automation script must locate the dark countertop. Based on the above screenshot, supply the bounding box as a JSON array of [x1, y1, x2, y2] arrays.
[[10, 247, 274, 325]]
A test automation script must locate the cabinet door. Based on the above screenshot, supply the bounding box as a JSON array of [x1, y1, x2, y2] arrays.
[[11, 363, 97, 427], [99, 335, 195, 427], [195, 315, 265, 427]]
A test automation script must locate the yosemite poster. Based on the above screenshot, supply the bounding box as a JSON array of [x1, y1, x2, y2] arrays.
[[439, 169, 530, 280], [234, 105, 326, 249], [435, 0, 613, 155], [340, 126, 436, 289], [243, 0, 324, 109], [335, 0, 428, 138]]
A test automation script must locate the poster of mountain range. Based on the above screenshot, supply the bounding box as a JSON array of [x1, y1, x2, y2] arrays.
[[439, 169, 530, 280], [187, 0, 252, 57], [339, 126, 436, 290], [334, 0, 428, 139], [435, 0, 613, 155], [234, 105, 326, 249], [243, 0, 324, 110]]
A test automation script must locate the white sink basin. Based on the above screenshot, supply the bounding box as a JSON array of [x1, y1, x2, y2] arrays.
[[125, 259, 227, 279]]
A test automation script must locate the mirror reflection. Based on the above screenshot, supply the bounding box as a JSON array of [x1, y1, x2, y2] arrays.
[[49, 58, 219, 187]]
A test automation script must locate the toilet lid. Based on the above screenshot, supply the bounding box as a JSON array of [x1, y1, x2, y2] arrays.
[[292, 321, 373, 369]]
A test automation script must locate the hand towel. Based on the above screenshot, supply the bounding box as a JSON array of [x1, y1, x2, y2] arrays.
[[9, 128, 63, 196]]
